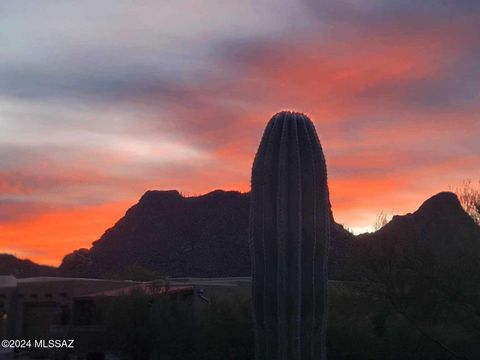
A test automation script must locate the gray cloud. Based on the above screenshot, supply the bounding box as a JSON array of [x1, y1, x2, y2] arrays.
[[0, 199, 54, 222]]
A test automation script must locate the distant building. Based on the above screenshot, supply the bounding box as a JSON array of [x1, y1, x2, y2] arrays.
[[0, 275, 250, 342], [0, 275, 251, 358], [0, 275, 143, 341]]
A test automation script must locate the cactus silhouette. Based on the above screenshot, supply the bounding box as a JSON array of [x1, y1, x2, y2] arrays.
[[250, 111, 331, 360]]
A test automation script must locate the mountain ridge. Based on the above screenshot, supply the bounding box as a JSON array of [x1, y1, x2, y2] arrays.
[[0, 253, 57, 278], [1, 190, 478, 279]]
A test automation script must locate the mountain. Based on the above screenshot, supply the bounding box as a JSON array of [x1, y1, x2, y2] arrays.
[[2, 190, 476, 280], [351, 192, 480, 277], [59, 190, 478, 280], [0, 254, 57, 278], [59, 189, 353, 278], [60, 190, 252, 278], [356, 191, 480, 260]]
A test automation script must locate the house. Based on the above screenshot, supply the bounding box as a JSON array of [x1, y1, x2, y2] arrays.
[[0, 275, 250, 358], [0, 275, 250, 341], [0, 275, 145, 341]]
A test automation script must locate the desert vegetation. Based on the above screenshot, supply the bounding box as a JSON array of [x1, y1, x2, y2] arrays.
[[456, 179, 480, 226], [91, 277, 479, 360]]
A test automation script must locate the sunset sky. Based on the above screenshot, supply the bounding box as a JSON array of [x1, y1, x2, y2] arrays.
[[1, 0, 479, 265]]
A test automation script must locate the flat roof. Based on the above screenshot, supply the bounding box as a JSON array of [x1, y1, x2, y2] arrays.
[[0, 275, 139, 288], [17, 277, 137, 283]]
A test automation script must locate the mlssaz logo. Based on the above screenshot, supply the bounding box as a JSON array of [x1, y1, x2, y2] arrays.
[[34, 339, 75, 348]]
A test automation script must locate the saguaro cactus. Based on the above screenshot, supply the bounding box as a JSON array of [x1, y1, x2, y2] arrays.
[[250, 111, 331, 360]]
